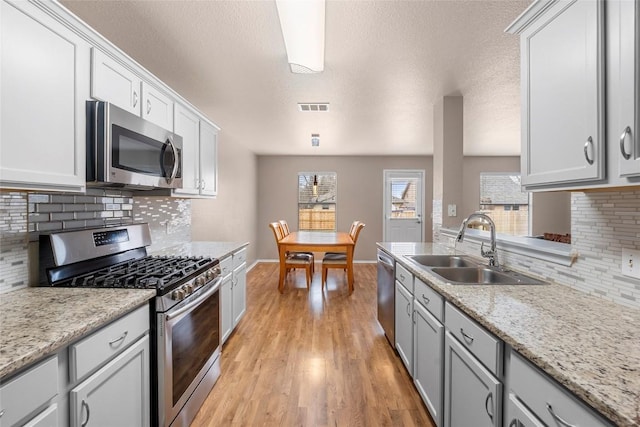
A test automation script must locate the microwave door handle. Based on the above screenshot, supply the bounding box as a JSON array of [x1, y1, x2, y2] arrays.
[[167, 135, 179, 184]]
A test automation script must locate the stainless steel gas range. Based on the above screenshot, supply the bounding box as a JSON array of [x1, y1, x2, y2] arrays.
[[39, 223, 222, 427]]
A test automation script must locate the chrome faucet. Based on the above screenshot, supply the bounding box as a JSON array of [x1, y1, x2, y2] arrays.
[[456, 212, 498, 267]]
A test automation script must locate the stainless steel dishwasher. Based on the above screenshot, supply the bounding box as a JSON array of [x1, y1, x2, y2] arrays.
[[377, 249, 396, 346]]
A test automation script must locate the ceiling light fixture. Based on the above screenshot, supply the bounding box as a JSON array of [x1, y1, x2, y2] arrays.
[[311, 133, 320, 147], [275, 0, 325, 74]]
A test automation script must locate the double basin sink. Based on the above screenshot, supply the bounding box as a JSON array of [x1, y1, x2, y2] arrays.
[[404, 254, 546, 285]]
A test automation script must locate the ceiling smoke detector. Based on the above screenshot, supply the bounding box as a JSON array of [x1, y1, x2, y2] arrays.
[[311, 134, 320, 147], [298, 103, 330, 112]]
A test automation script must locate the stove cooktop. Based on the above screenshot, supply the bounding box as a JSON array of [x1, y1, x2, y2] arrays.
[[53, 256, 215, 292]]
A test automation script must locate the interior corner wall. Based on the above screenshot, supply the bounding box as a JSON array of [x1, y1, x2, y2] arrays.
[[191, 138, 258, 264], [256, 155, 433, 261]]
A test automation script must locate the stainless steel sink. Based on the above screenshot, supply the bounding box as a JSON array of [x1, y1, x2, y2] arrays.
[[405, 254, 479, 268], [430, 266, 546, 285]]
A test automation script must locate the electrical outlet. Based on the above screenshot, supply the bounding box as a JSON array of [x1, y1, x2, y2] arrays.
[[621, 249, 640, 279], [447, 204, 457, 217]]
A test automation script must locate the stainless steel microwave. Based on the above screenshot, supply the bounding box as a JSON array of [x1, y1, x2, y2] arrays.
[[87, 101, 183, 189]]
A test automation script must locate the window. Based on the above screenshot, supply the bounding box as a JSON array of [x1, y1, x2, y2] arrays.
[[478, 173, 529, 236], [298, 172, 337, 231], [390, 178, 419, 219]]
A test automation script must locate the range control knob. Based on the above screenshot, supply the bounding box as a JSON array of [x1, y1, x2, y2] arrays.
[[195, 276, 205, 287], [184, 284, 194, 295], [205, 269, 215, 280], [172, 289, 185, 301]]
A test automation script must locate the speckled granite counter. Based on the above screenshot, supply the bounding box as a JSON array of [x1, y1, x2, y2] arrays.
[[0, 287, 155, 380], [150, 241, 249, 260], [378, 242, 640, 427]]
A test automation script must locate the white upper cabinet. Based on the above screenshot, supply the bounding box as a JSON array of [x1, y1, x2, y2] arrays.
[[199, 121, 218, 197], [514, 0, 605, 189], [174, 103, 201, 196], [613, 0, 640, 177], [0, 0, 89, 192], [91, 48, 142, 116], [142, 82, 174, 131]]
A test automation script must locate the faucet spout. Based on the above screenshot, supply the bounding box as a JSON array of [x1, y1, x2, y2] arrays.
[[456, 212, 498, 267]]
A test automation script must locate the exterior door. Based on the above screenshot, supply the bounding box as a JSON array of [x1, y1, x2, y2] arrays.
[[384, 170, 425, 242]]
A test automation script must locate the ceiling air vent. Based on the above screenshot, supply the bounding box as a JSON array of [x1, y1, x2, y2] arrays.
[[298, 103, 330, 112]]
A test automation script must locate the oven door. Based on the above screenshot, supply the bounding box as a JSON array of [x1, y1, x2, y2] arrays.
[[89, 101, 183, 189], [158, 278, 221, 427]]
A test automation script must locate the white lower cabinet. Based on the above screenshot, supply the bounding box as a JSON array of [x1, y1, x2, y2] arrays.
[[443, 331, 501, 427], [413, 300, 443, 427], [70, 334, 150, 427], [0, 356, 58, 427], [23, 403, 58, 427], [508, 350, 614, 427], [221, 247, 248, 344], [395, 280, 413, 375]]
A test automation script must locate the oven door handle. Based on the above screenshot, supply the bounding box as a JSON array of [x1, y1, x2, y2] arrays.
[[165, 277, 221, 321]]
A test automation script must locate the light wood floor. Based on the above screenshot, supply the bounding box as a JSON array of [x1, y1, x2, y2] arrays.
[[191, 263, 435, 427]]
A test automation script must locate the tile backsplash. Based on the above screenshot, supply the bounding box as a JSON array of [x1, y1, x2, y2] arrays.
[[0, 190, 191, 293], [436, 189, 640, 310]]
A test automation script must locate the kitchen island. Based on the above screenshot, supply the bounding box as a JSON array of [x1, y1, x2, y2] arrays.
[[379, 242, 640, 427]]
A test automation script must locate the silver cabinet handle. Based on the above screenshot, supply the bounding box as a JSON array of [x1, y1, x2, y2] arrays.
[[546, 403, 577, 427], [147, 99, 151, 115], [421, 294, 430, 304], [460, 328, 474, 344], [81, 400, 91, 427], [400, 273, 405, 281], [201, 179, 206, 190], [583, 136, 595, 165], [133, 90, 138, 108], [406, 302, 411, 317], [0, 409, 4, 418], [620, 126, 632, 160], [484, 392, 494, 422], [108, 330, 128, 346], [508, 420, 521, 427]]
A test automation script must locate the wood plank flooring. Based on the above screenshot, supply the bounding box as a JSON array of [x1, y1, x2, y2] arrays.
[[191, 263, 435, 427]]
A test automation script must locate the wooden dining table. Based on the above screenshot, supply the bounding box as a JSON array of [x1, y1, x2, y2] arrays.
[[277, 231, 355, 294]]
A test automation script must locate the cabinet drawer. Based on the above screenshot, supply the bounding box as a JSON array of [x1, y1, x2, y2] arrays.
[[69, 304, 149, 382], [445, 302, 502, 376], [509, 351, 613, 427], [0, 356, 57, 427], [414, 277, 443, 321], [220, 255, 233, 279], [395, 263, 413, 293], [507, 393, 544, 427], [233, 247, 247, 268]]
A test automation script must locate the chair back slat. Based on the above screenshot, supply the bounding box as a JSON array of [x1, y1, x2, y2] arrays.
[[278, 220, 290, 236], [269, 222, 284, 242]]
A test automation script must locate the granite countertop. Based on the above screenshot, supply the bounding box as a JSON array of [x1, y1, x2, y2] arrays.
[[0, 287, 155, 380], [378, 242, 640, 427], [150, 241, 249, 260]]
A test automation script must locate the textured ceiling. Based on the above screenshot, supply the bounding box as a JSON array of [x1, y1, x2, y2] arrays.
[[61, 0, 531, 156]]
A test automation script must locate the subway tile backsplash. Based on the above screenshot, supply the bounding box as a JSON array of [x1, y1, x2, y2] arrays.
[[436, 189, 640, 310], [0, 190, 191, 293]]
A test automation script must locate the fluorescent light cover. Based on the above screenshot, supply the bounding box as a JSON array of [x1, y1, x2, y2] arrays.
[[275, 0, 325, 73]]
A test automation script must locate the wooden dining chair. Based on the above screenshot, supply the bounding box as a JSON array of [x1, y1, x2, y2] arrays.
[[269, 222, 313, 289], [324, 220, 361, 257], [321, 222, 365, 290], [278, 219, 315, 273]]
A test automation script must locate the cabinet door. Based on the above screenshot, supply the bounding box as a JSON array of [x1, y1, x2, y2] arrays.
[[91, 48, 141, 116], [141, 82, 173, 131], [221, 275, 233, 345], [173, 103, 200, 195], [199, 121, 218, 197], [444, 332, 501, 427], [70, 335, 150, 427], [615, 0, 640, 177], [506, 393, 545, 427], [1, 0, 89, 192], [232, 263, 247, 327], [413, 301, 444, 427], [520, 0, 605, 188], [394, 281, 413, 375]]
